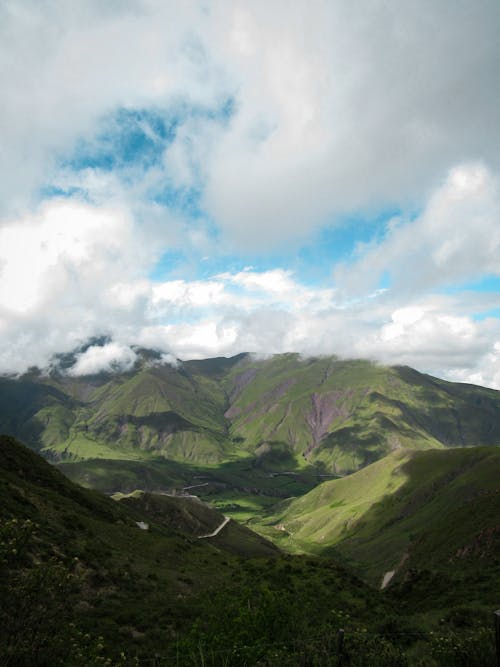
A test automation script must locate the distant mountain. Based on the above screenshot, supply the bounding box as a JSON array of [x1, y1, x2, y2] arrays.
[[2, 350, 500, 479]]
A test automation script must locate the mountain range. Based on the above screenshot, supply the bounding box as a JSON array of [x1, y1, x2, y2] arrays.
[[2, 347, 500, 663], [3, 349, 500, 473]]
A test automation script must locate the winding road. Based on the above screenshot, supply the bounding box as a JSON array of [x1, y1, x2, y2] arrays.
[[197, 516, 231, 539]]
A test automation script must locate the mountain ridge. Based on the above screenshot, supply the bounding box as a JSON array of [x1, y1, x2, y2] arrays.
[[2, 350, 500, 479]]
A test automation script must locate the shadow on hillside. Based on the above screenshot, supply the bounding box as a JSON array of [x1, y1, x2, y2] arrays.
[[0, 378, 76, 451], [319, 447, 500, 600]]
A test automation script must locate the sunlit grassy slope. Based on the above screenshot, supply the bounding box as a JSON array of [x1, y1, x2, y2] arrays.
[[254, 446, 500, 601], [253, 449, 413, 550]]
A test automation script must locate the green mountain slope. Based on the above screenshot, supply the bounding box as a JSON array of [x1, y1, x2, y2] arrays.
[[2, 349, 500, 497], [222, 354, 500, 472], [115, 490, 280, 558], [0, 433, 278, 561], [0, 433, 279, 660], [9, 356, 237, 464], [255, 446, 500, 610]]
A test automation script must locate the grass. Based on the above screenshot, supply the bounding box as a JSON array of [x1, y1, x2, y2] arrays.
[[3, 350, 500, 657], [44, 432, 154, 460], [249, 446, 500, 603], [2, 434, 500, 665], [57, 456, 191, 492], [0, 434, 403, 665], [252, 449, 413, 548], [207, 491, 281, 522]]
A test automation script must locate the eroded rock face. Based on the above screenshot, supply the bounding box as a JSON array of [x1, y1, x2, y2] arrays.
[[304, 390, 352, 455]]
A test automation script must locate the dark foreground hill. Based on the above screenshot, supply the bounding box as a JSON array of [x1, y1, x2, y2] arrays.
[[0, 434, 399, 666], [1, 434, 499, 665]]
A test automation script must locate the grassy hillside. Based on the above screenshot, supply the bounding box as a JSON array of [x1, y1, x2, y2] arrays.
[[57, 456, 190, 493], [58, 454, 323, 529], [4, 434, 426, 666], [252, 449, 414, 553], [3, 358, 238, 465], [3, 351, 500, 474], [254, 446, 500, 613], [223, 355, 500, 473], [115, 490, 280, 558]]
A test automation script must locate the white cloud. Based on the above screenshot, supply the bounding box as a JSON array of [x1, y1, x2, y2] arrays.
[[221, 269, 297, 294], [0, 200, 136, 314], [335, 163, 500, 295], [0, 199, 155, 373], [0, 191, 498, 387], [1, 2, 500, 241], [356, 302, 485, 367], [151, 280, 229, 310], [1, 216, 498, 386], [199, 1, 500, 246], [0, 1, 222, 215], [67, 342, 137, 376], [447, 340, 500, 390]]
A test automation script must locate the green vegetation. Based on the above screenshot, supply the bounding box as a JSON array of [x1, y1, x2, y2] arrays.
[[2, 350, 500, 536], [2, 350, 500, 664], [1, 434, 499, 664], [251, 449, 414, 554], [254, 446, 500, 619], [2, 352, 500, 477], [0, 435, 394, 665]]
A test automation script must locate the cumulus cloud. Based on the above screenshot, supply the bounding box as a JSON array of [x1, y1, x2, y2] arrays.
[[335, 164, 500, 295], [1, 215, 499, 385], [0, 200, 137, 313], [67, 342, 137, 376], [447, 340, 500, 389], [2, 2, 500, 240], [356, 302, 486, 367], [199, 1, 500, 246], [0, 199, 155, 372], [0, 190, 498, 386], [0, 1, 220, 215]]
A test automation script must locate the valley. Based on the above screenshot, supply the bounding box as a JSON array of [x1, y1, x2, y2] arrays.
[[1, 349, 500, 664]]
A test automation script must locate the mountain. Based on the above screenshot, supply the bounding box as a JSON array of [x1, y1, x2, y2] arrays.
[[3, 351, 500, 474], [1, 349, 500, 521], [222, 355, 500, 470], [3, 355, 233, 464], [0, 432, 279, 573], [3, 350, 500, 664]]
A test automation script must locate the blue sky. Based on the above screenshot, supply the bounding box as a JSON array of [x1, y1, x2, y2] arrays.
[[1, 1, 500, 387], [48, 102, 406, 286]]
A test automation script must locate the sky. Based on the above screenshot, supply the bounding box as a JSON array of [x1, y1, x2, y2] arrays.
[[1, 1, 500, 387]]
